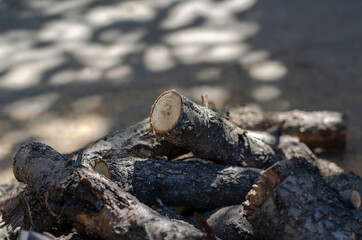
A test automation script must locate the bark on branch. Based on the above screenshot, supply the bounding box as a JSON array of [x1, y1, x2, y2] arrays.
[[106, 157, 261, 209], [7, 142, 208, 240], [243, 157, 361, 239], [67, 118, 187, 166], [229, 105, 347, 149], [279, 140, 361, 209], [150, 90, 276, 168]]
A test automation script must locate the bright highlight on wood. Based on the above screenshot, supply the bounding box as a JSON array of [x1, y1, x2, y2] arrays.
[[150, 90, 182, 132]]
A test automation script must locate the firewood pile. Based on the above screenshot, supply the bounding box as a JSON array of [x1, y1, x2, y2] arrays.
[[0, 90, 361, 240]]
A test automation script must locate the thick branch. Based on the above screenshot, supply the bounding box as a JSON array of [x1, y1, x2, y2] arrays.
[[150, 90, 276, 168], [188, 205, 255, 240], [229, 105, 347, 149], [279, 140, 361, 209], [10, 142, 208, 240], [67, 118, 187, 167], [106, 157, 261, 209], [243, 157, 361, 239]]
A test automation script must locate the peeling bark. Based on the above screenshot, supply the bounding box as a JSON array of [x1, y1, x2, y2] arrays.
[[8, 142, 208, 240], [243, 157, 361, 240], [150, 90, 276, 168], [229, 105, 347, 149], [106, 157, 261, 209]]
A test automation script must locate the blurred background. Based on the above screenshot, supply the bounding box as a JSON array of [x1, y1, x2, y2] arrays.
[[0, 0, 361, 183]]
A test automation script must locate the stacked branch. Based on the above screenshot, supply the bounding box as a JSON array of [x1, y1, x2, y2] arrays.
[[229, 105, 347, 149], [243, 157, 361, 239], [105, 157, 260, 209], [3, 142, 208, 240], [0, 89, 359, 240], [150, 90, 277, 168], [67, 118, 187, 167], [279, 140, 361, 209]]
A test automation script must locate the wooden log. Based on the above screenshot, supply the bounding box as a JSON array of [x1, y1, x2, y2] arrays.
[[8, 142, 208, 240], [150, 90, 276, 168], [67, 118, 187, 167], [229, 105, 347, 149], [243, 157, 361, 240], [279, 140, 362, 209], [187, 205, 256, 240], [106, 157, 261, 209]]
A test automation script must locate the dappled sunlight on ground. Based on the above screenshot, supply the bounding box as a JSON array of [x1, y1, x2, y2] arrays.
[[1, 0, 362, 182]]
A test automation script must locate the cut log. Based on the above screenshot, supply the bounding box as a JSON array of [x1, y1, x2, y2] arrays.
[[279, 140, 362, 209], [243, 157, 361, 240], [106, 157, 261, 209], [67, 118, 187, 167], [8, 142, 208, 240], [229, 105, 347, 149], [187, 205, 256, 240], [150, 90, 276, 168]]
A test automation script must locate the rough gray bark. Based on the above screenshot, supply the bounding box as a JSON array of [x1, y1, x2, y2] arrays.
[[67, 118, 187, 166], [279, 140, 362, 208], [243, 157, 361, 240], [150, 90, 276, 168], [188, 205, 256, 240], [0, 179, 25, 208], [106, 157, 261, 210], [7, 142, 208, 240], [229, 105, 347, 149]]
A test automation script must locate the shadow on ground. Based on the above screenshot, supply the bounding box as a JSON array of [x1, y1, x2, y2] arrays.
[[0, 0, 361, 182]]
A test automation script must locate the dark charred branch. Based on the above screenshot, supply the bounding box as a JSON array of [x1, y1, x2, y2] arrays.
[[279, 140, 362, 209], [188, 205, 256, 240], [9, 142, 208, 240], [243, 157, 361, 240], [150, 90, 276, 168], [229, 105, 347, 149], [67, 118, 187, 167], [106, 157, 261, 210]]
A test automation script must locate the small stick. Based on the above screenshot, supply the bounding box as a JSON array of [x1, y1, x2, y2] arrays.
[[201, 94, 209, 109]]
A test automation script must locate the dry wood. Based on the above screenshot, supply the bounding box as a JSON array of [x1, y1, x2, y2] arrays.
[[188, 205, 256, 240], [0, 179, 25, 208], [243, 157, 361, 240], [150, 90, 276, 168], [67, 118, 187, 167], [105, 157, 261, 209], [229, 105, 347, 149], [7, 142, 208, 240], [279, 140, 362, 209]]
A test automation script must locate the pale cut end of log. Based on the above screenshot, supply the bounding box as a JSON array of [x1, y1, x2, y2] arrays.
[[93, 160, 110, 179], [340, 189, 361, 209], [150, 90, 182, 132]]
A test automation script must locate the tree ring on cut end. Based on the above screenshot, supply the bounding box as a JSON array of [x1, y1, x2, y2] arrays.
[[151, 90, 182, 132]]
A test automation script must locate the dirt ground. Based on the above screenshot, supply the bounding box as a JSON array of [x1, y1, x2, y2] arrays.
[[0, 0, 361, 183]]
